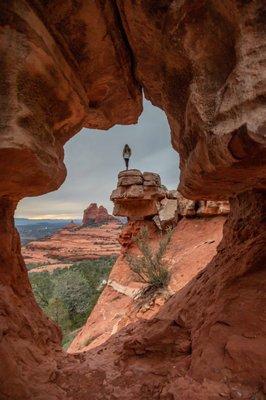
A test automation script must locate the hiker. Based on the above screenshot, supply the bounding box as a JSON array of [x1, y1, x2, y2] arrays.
[[123, 144, 131, 170]]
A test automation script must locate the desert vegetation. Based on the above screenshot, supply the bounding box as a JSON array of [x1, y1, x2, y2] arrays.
[[28, 257, 116, 348], [126, 227, 172, 296]]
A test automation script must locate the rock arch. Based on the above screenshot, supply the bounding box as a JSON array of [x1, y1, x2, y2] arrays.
[[0, 1, 265, 398]]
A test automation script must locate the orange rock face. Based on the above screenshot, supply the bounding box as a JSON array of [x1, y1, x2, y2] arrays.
[[0, 0, 142, 201], [68, 216, 226, 353], [0, 1, 265, 399], [111, 170, 166, 219], [116, 0, 266, 199], [64, 191, 266, 400], [111, 170, 230, 230]]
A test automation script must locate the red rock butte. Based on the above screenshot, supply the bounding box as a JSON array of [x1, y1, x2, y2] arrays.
[[0, 1, 265, 399], [82, 203, 115, 226]]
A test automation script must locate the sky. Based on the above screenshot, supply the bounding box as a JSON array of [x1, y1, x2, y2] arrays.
[[16, 100, 180, 219]]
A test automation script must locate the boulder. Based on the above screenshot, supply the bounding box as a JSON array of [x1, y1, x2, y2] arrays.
[[110, 186, 125, 201], [166, 190, 178, 199], [176, 193, 196, 217], [197, 201, 230, 217], [118, 169, 142, 178], [217, 201, 230, 215], [118, 175, 143, 186], [111, 170, 166, 219], [112, 172, 230, 224], [143, 180, 159, 187], [126, 185, 145, 198], [143, 172, 161, 186], [155, 198, 178, 230]]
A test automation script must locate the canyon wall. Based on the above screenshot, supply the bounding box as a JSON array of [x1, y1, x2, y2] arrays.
[[116, 0, 266, 198], [69, 170, 229, 353], [63, 190, 265, 400], [0, 1, 265, 399]]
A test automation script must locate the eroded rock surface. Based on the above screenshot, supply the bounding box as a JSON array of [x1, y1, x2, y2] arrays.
[[111, 170, 229, 229], [68, 216, 226, 353], [111, 170, 166, 219], [0, 1, 265, 399], [64, 191, 266, 400], [69, 172, 230, 354], [116, 0, 266, 198]]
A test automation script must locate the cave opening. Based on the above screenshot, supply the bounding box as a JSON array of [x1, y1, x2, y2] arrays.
[[1, 1, 265, 398], [15, 99, 180, 350]]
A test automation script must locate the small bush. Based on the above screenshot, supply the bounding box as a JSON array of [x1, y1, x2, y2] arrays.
[[126, 226, 172, 295]]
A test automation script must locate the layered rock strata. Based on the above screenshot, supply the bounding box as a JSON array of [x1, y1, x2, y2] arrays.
[[111, 170, 229, 229], [22, 221, 121, 268], [111, 170, 166, 219]]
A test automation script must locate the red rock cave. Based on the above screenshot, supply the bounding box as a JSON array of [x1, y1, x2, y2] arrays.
[[0, 1, 265, 399]]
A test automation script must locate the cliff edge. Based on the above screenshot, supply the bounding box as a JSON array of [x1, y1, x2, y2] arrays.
[[69, 171, 229, 352]]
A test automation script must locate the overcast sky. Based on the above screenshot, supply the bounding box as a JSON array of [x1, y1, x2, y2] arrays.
[[16, 100, 180, 219]]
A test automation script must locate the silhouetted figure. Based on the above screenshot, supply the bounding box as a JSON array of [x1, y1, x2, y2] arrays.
[[123, 144, 131, 170]]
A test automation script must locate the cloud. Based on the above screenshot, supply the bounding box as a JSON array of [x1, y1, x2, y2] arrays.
[[16, 100, 180, 219]]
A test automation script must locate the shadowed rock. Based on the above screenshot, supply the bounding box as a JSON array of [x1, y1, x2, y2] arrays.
[[0, 1, 265, 398]]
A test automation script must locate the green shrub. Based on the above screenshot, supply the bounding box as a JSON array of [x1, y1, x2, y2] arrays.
[[126, 227, 172, 295], [45, 298, 71, 332], [30, 271, 54, 308]]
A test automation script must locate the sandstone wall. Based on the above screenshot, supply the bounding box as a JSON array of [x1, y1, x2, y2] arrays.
[[68, 216, 226, 353], [116, 0, 266, 198], [0, 1, 265, 399]]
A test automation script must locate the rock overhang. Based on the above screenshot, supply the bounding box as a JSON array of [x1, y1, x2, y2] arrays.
[[111, 170, 230, 227], [1, 1, 265, 202], [0, 1, 265, 398], [111, 170, 165, 218]]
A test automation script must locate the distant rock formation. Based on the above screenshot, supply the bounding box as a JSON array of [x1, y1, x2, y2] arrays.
[[82, 203, 115, 226], [22, 207, 121, 269], [23, 220, 122, 267], [64, 220, 79, 230]]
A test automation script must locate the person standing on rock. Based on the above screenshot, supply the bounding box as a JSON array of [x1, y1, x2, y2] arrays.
[[123, 144, 131, 170]]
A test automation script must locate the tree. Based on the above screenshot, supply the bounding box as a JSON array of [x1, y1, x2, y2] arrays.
[[126, 226, 172, 294], [45, 298, 71, 332], [30, 272, 54, 308], [52, 269, 92, 320]]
